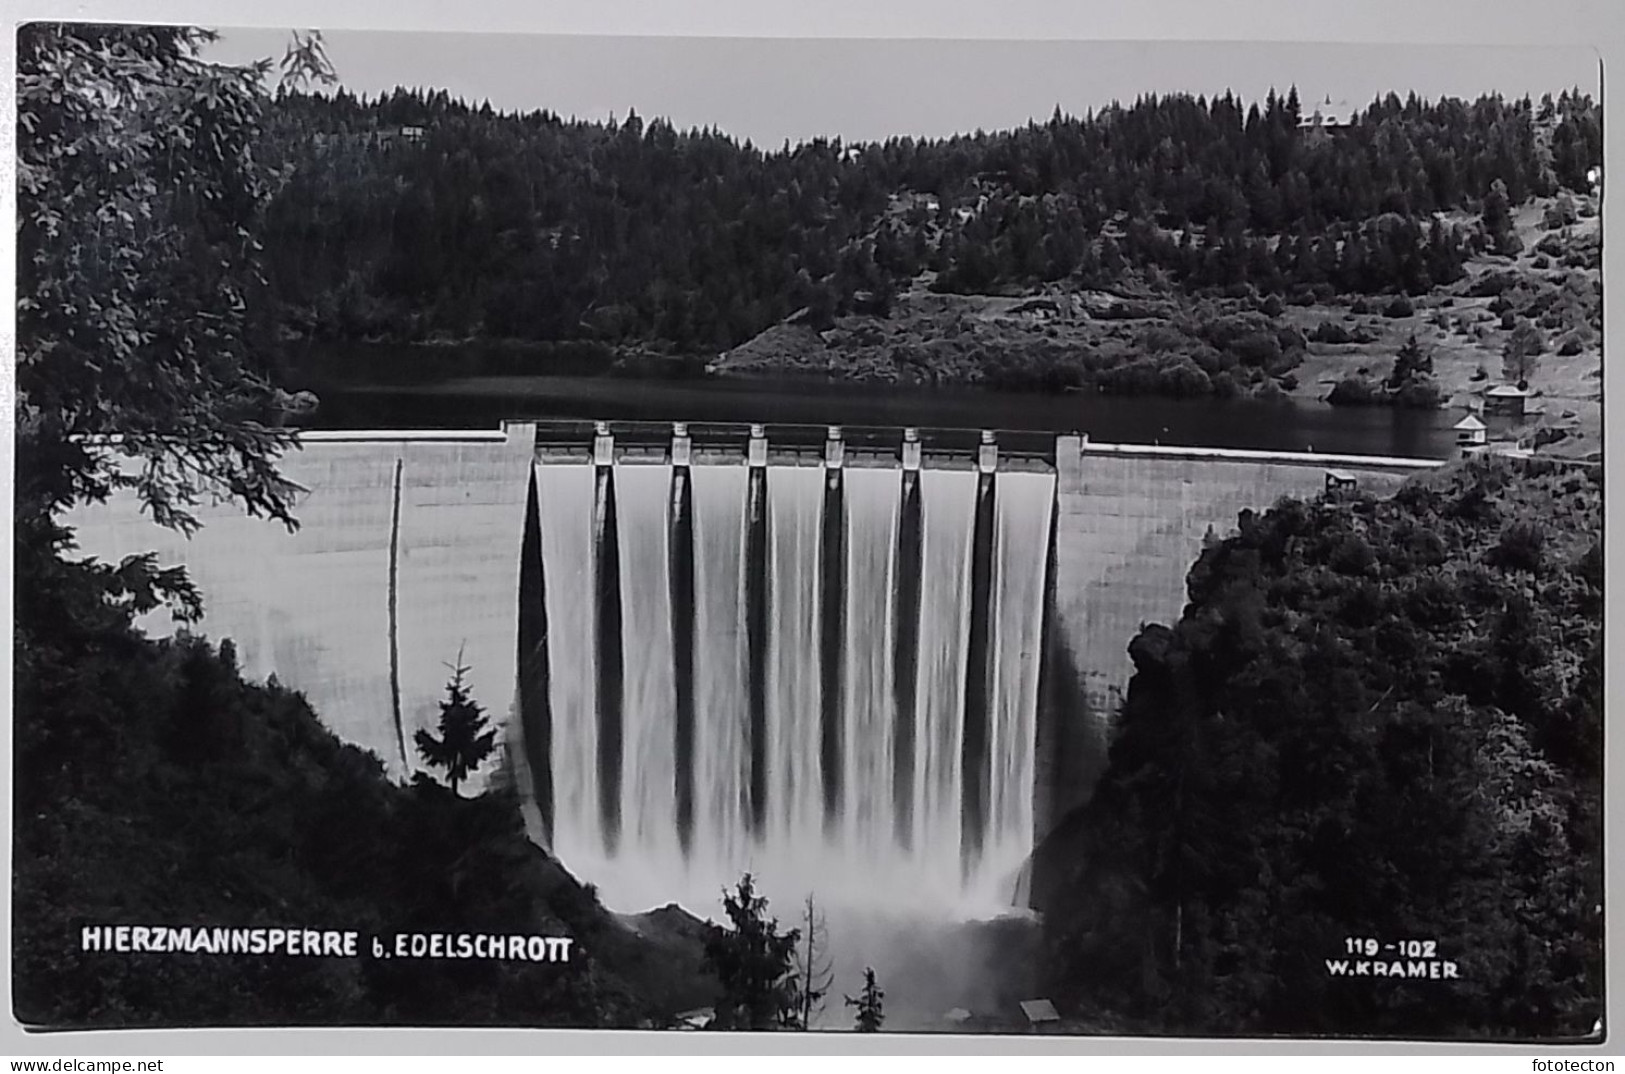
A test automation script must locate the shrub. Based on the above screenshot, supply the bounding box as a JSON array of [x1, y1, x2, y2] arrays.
[[1406, 576, 1463, 627], [1330, 535, 1378, 576], [1470, 271, 1519, 297], [1523, 290, 1559, 318], [1544, 195, 1578, 229], [1327, 377, 1379, 406], [1095, 358, 1163, 396], [1384, 296, 1416, 318], [1095, 300, 1159, 320], [1489, 522, 1546, 573], [1156, 356, 1217, 397], [1190, 344, 1234, 376], [1136, 323, 1193, 353], [1534, 426, 1571, 450], [1276, 324, 1309, 354], [1310, 321, 1355, 344], [1350, 297, 1371, 314], [1230, 331, 1284, 369], [1394, 377, 1444, 409]]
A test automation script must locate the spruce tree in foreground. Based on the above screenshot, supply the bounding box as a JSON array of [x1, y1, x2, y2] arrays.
[[414, 656, 497, 796], [846, 968, 884, 1033], [702, 874, 801, 1030]]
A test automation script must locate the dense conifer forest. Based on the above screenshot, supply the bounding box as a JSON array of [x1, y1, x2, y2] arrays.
[[1035, 454, 1603, 1039], [257, 83, 1601, 358]]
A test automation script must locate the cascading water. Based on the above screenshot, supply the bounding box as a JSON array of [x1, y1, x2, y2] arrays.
[[613, 464, 678, 856], [533, 464, 601, 869], [838, 466, 899, 869], [765, 466, 824, 848], [908, 467, 976, 902], [689, 463, 754, 890], [975, 470, 1054, 905], [529, 454, 1055, 920]]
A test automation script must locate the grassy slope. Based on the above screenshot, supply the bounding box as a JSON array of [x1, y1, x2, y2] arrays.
[[713, 193, 1601, 453], [1281, 199, 1601, 444]]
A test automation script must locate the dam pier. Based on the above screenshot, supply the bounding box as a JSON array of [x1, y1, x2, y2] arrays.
[[65, 421, 1442, 915]]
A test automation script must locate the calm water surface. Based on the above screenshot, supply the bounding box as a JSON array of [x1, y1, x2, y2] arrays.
[[316, 374, 1458, 460]]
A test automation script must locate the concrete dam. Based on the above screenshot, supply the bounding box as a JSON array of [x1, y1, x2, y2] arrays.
[[65, 421, 1442, 914]]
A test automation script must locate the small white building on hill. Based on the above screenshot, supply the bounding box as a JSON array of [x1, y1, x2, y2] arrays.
[[1299, 95, 1356, 132]]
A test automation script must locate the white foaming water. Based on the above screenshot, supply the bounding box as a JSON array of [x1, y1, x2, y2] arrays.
[[765, 466, 824, 846], [613, 464, 678, 855], [906, 467, 977, 902], [838, 466, 900, 869], [535, 459, 1052, 923], [533, 463, 601, 870], [971, 470, 1055, 906]]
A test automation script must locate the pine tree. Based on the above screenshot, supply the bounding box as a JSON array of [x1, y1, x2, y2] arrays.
[[1481, 178, 1522, 256], [703, 874, 801, 1030], [1501, 320, 1546, 386], [846, 967, 885, 1033], [1387, 334, 1433, 390], [413, 654, 497, 796]]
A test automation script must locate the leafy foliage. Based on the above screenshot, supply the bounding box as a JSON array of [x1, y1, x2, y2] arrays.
[[1038, 456, 1602, 1038], [16, 24, 302, 535]]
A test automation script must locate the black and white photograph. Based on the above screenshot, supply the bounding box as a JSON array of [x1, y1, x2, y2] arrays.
[[9, 16, 1607, 1044]]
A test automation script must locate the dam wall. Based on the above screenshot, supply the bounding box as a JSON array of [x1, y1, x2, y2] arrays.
[[64, 430, 536, 783], [62, 422, 1441, 908], [1037, 436, 1435, 832]]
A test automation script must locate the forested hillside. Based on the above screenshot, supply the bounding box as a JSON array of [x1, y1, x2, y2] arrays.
[[1034, 454, 1603, 1039], [259, 85, 1601, 356], [12, 522, 717, 1029]]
